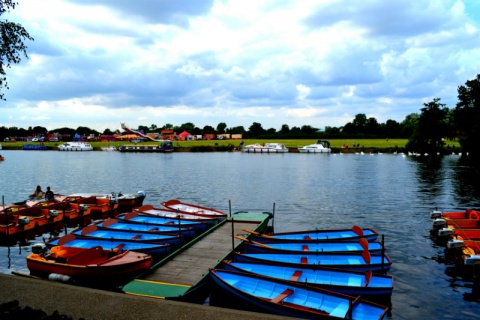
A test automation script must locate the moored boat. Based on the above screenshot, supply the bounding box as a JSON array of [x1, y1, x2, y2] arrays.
[[101, 145, 117, 151], [247, 225, 379, 243], [27, 245, 152, 286], [71, 224, 183, 247], [161, 199, 227, 221], [118, 141, 174, 153], [241, 238, 385, 254], [96, 218, 196, 240], [222, 260, 394, 297], [298, 140, 331, 153], [134, 204, 219, 227], [58, 142, 93, 151], [46, 234, 171, 260], [234, 250, 392, 273], [210, 269, 389, 320], [22, 144, 48, 151], [118, 211, 208, 234], [430, 209, 480, 220], [242, 143, 289, 153]]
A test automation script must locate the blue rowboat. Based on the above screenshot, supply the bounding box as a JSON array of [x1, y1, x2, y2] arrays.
[[234, 250, 392, 272], [223, 260, 394, 297], [71, 224, 183, 247], [210, 269, 389, 320], [118, 212, 207, 234], [96, 218, 196, 240], [46, 234, 171, 259], [247, 225, 378, 243], [242, 238, 385, 254]]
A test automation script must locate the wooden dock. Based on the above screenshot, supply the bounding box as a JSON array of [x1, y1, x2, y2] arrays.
[[123, 212, 271, 301]]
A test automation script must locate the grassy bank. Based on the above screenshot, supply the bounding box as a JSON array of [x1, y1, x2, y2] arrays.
[[1, 138, 461, 151]]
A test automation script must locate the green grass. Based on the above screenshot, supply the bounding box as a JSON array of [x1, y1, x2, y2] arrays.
[[3, 138, 461, 149]]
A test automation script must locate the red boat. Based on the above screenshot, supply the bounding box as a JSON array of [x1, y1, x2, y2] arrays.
[[134, 204, 219, 227], [161, 199, 227, 220], [431, 209, 480, 220], [26, 245, 152, 286]]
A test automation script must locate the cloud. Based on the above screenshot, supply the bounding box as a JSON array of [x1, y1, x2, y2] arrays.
[[2, 0, 480, 133]]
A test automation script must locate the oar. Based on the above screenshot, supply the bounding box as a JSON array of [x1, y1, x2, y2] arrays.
[[242, 229, 273, 238], [233, 235, 273, 248]]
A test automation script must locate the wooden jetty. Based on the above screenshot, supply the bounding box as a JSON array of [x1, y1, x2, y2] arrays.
[[122, 211, 272, 302]]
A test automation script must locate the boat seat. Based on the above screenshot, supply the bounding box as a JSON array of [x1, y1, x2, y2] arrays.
[[329, 301, 350, 318], [301, 257, 308, 264], [271, 288, 294, 304], [290, 270, 302, 281], [67, 246, 105, 265], [302, 245, 309, 251], [304, 235, 312, 240]]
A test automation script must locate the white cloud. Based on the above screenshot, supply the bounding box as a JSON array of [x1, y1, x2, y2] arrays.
[[2, 0, 480, 133]]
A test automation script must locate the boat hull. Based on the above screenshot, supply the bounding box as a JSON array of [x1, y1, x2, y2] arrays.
[[223, 260, 394, 297], [242, 239, 384, 254], [210, 269, 388, 320], [46, 234, 171, 260], [234, 251, 392, 272], [27, 246, 152, 286], [251, 226, 378, 243]]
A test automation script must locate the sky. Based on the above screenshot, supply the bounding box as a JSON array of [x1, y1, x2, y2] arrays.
[[2, 0, 480, 133]]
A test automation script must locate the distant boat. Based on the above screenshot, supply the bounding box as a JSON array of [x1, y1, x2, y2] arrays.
[[101, 145, 117, 151], [298, 140, 331, 153], [210, 268, 389, 320], [58, 142, 93, 151], [118, 141, 173, 153], [242, 143, 289, 153], [22, 144, 48, 151]]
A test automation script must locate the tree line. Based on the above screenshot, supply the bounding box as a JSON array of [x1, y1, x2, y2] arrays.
[[1, 4, 479, 157], [1, 74, 479, 157]]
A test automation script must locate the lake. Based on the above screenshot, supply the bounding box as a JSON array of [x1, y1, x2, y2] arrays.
[[1, 149, 480, 319]]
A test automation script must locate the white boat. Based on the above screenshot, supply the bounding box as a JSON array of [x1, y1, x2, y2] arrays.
[[101, 145, 117, 151], [57, 142, 93, 151], [242, 143, 289, 153], [298, 140, 331, 153]]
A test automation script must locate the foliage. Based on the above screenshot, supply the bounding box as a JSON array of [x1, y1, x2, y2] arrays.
[[406, 98, 449, 153], [0, 0, 33, 100], [454, 74, 480, 157]]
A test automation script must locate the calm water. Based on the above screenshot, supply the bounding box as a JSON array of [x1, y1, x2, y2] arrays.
[[1, 149, 480, 319]]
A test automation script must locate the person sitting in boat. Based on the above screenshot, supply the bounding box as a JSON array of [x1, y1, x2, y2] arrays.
[[32, 185, 44, 199], [44, 186, 54, 201]]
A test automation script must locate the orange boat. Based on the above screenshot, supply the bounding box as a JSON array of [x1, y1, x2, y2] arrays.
[[26, 245, 152, 286], [431, 209, 480, 220]]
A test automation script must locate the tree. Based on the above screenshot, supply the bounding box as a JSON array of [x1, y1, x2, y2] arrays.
[[216, 122, 227, 134], [401, 113, 419, 138], [454, 74, 480, 157], [202, 125, 215, 134], [407, 98, 449, 153], [149, 124, 157, 131], [0, 1, 33, 100], [300, 125, 317, 135], [248, 122, 265, 137], [352, 113, 368, 133], [280, 124, 290, 134]]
